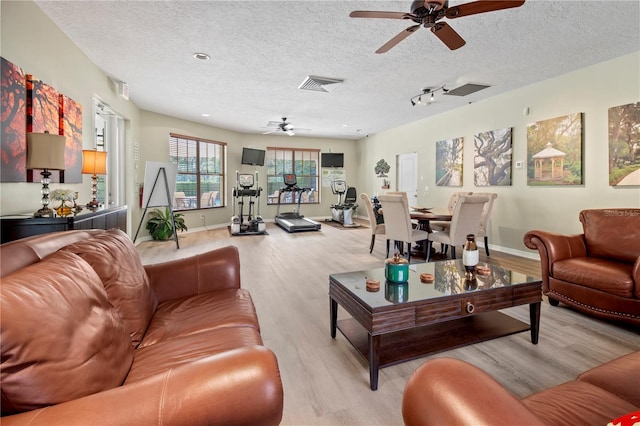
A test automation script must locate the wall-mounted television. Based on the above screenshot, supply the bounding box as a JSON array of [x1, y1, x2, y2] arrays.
[[241, 147, 265, 166], [321, 153, 344, 168]]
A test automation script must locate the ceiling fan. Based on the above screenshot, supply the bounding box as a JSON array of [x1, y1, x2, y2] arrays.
[[263, 117, 296, 136], [350, 0, 525, 53]]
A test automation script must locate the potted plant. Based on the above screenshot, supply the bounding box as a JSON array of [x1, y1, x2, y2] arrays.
[[145, 207, 187, 240]]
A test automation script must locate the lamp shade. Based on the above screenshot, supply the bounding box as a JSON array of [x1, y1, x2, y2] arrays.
[[26, 133, 66, 170], [82, 150, 107, 175]]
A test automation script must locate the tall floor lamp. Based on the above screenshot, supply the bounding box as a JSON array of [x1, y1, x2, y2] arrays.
[[26, 132, 66, 217], [82, 150, 107, 209]]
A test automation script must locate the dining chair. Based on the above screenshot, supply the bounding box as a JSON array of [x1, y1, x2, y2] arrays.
[[425, 194, 489, 262], [360, 193, 385, 254], [378, 193, 430, 263], [472, 192, 498, 256], [430, 191, 473, 232]]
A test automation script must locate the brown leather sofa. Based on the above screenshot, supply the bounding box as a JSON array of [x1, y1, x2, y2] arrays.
[[0, 229, 283, 425], [524, 208, 640, 326], [402, 351, 639, 426]]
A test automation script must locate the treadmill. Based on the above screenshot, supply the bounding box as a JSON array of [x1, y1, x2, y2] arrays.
[[275, 174, 321, 233]]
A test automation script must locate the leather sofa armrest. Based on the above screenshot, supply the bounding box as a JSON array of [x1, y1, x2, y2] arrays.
[[524, 230, 587, 293], [402, 358, 545, 426], [144, 245, 241, 303], [634, 257, 640, 299], [1, 346, 283, 426]]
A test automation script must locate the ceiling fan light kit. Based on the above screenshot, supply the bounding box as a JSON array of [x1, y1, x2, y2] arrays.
[[350, 0, 526, 53]]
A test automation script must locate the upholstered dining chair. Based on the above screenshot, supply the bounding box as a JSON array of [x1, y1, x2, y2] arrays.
[[430, 191, 473, 232], [378, 193, 430, 263], [360, 193, 385, 254], [472, 192, 498, 256], [425, 194, 489, 262]]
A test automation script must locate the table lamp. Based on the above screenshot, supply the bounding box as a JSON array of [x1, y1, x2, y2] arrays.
[[26, 132, 66, 217], [82, 149, 107, 209]]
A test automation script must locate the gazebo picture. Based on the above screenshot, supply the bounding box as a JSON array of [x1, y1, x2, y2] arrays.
[[436, 137, 463, 186], [608, 102, 640, 186], [527, 113, 583, 185]]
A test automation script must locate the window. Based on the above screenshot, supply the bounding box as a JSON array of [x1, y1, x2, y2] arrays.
[[266, 147, 319, 204], [169, 133, 225, 210]]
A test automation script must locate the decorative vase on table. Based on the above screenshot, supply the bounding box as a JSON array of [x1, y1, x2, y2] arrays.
[[462, 234, 479, 280]]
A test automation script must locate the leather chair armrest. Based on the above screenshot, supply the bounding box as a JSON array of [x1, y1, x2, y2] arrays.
[[402, 358, 545, 426], [523, 231, 587, 293], [1, 346, 283, 426], [145, 245, 241, 303]]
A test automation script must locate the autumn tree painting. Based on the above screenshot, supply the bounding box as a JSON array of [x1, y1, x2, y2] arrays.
[[1, 57, 27, 182], [608, 102, 640, 186], [527, 113, 583, 185], [436, 137, 463, 186], [474, 127, 512, 186]]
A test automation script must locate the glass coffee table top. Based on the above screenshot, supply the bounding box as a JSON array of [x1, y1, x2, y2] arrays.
[[330, 260, 538, 309]]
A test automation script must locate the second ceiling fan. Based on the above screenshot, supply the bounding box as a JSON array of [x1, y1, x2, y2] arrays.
[[350, 0, 525, 53]]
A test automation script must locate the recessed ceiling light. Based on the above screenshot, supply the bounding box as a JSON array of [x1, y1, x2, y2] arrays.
[[193, 52, 210, 61], [201, 113, 210, 117], [342, 124, 349, 127]]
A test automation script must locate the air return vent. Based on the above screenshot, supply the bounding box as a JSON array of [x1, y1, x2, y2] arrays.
[[444, 83, 491, 97], [298, 76, 344, 93]]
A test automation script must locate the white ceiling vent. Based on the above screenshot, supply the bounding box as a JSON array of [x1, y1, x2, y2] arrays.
[[298, 76, 344, 93], [444, 83, 491, 97]]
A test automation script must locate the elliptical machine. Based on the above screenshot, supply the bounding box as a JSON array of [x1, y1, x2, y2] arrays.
[[330, 180, 359, 227], [230, 171, 266, 235]]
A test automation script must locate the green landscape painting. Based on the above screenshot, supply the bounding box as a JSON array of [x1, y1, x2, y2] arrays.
[[609, 102, 640, 186]]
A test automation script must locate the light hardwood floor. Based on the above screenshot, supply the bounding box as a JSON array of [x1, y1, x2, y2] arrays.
[[136, 220, 639, 426]]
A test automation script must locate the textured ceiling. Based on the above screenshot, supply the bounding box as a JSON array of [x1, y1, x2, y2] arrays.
[[35, 0, 640, 140]]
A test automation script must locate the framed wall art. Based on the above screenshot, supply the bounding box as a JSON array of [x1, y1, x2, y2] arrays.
[[527, 113, 583, 186], [474, 127, 512, 186], [436, 137, 463, 187], [1, 57, 27, 182], [608, 101, 640, 186]]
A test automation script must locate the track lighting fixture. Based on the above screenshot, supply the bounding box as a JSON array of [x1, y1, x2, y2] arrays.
[[410, 85, 448, 106]]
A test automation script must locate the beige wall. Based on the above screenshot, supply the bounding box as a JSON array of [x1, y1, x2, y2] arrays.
[[1, 1, 140, 232], [356, 52, 640, 256], [2, 1, 638, 253]]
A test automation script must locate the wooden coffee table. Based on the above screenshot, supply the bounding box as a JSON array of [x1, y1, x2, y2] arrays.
[[329, 260, 542, 390]]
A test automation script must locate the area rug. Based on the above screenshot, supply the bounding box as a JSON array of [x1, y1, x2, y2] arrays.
[[322, 219, 368, 230]]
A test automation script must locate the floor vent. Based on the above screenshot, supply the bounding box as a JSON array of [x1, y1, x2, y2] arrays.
[[298, 76, 344, 93], [444, 83, 491, 97]]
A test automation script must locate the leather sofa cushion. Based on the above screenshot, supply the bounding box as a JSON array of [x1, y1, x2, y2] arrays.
[[523, 380, 638, 426], [553, 257, 634, 298], [0, 251, 133, 415], [578, 351, 640, 407], [139, 289, 259, 348], [61, 228, 158, 347], [126, 327, 263, 383], [580, 209, 640, 263]]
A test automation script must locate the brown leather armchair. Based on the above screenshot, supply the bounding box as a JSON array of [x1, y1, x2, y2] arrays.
[[402, 352, 639, 426], [524, 208, 640, 326]]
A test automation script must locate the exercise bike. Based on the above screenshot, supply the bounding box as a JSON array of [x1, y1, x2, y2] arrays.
[[230, 171, 266, 235], [330, 180, 358, 227]]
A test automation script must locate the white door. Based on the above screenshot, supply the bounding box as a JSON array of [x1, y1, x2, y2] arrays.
[[397, 152, 418, 205]]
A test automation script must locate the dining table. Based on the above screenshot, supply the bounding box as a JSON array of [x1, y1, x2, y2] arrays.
[[409, 208, 452, 259]]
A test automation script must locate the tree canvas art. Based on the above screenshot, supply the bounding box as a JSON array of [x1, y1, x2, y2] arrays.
[[474, 127, 512, 186], [608, 102, 640, 186], [527, 113, 583, 186], [436, 137, 463, 187]]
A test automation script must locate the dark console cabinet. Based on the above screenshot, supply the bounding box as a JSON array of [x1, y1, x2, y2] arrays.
[[1, 205, 127, 244]]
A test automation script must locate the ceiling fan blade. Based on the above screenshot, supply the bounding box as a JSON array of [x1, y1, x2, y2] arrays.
[[285, 130, 295, 136], [445, 1, 525, 19], [376, 24, 421, 54], [263, 130, 277, 135], [430, 22, 465, 50], [350, 10, 413, 20]]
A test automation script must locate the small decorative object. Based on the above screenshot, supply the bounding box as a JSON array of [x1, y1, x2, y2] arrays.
[[72, 191, 82, 213], [375, 159, 390, 177], [462, 234, 479, 279], [420, 273, 434, 283], [145, 207, 187, 241], [475, 264, 491, 275], [385, 252, 409, 283], [366, 278, 380, 292], [50, 188, 75, 217]]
